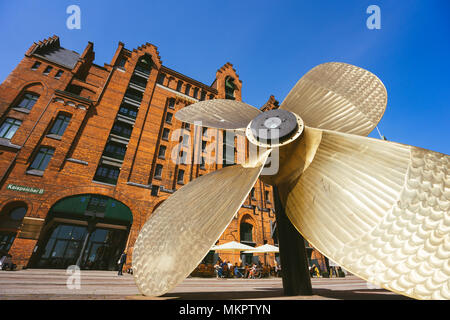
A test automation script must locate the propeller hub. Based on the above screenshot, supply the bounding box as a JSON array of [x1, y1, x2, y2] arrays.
[[246, 109, 304, 147]]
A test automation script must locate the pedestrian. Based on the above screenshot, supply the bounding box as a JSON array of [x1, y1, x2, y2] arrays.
[[117, 251, 127, 276], [221, 260, 229, 278], [214, 261, 223, 278], [234, 263, 243, 278]]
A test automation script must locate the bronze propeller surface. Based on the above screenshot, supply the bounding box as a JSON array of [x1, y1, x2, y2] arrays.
[[132, 62, 449, 299]]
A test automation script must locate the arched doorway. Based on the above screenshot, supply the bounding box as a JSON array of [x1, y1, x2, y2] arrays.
[[240, 221, 257, 266], [31, 194, 132, 270], [0, 202, 28, 254]]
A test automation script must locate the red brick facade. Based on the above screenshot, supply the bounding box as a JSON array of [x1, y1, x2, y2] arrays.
[[0, 36, 326, 272]]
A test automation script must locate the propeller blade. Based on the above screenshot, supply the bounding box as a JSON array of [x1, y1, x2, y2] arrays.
[[132, 150, 271, 296], [281, 62, 387, 136], [278, 129, 449, 300], [175, 99, 261, 130]]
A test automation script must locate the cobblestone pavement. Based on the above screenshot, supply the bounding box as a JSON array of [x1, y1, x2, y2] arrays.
[[0, 269, 410, 300]]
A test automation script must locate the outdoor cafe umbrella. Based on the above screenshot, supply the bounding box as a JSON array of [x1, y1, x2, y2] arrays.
[[242, 244, 279, 253], [211, 241, 255, 252]]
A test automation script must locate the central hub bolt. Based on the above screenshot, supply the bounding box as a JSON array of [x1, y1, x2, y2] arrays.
[[248, 109, 301, 146]]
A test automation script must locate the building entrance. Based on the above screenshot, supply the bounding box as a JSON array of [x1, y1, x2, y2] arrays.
[[35, 223, 127, 270], [31, 194, 132, 270]]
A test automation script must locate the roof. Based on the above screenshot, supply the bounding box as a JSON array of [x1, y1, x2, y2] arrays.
[[33, 47, 80, 69], [31, 36, 80, 69]]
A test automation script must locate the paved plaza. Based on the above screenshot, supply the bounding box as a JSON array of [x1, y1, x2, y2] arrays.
[[0, 269, 410, 300]]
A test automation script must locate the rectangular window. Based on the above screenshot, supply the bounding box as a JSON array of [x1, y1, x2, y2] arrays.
[[179, 151, 188, 164], [94, 165, 120, 185], [251, 188, 256, 199], [31, 61, 41, 70], [201, 140, 207, 153], [177, 169, 185, 184], [154, 164, 163, 179], [162, 128, 170, 140], [157, 74, 165, 85], [151, 185, 159, 196], [202, 127, 208, 137], [168, 99, 175, 109], [43, 66, 53, 75], [176, 81, 183, 92], [49, 113, 71, 137], [124, 88, 143, 103], [165, 112, 173, 124], [111, 122, 133, 138], [104, 141, 127, 160], [158, 145, 167, 159], [222, 131, 235, 167], [29, 147, 54, 171], [185, 84, 191, 96], [182, 134, 190, 147], [265, 190, 270, 202], [0, 118, 22, 140], [200, 156, 206, 170], [117, 57, 127, 68], [200, 91, 206, 101], [193, 88, 199, 99], [54, 70, 64, 79], [184, 123, 190, 131], [16, 92, 39, 110], [86, 195, 108, 213], [0, 233, 16, 251], [119, 104, 138, 119]]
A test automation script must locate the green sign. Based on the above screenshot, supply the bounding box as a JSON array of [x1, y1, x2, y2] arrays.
[[7, 184, 44, 194]]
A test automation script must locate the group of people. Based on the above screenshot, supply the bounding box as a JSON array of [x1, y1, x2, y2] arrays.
[[213, 259, 279, 279], [214, 259, 243, 278], [309, 263, 345, 278]]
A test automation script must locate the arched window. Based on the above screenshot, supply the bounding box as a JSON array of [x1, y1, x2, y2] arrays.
[[240, 222, 253, 243], [14, 92, 40, 111], [135, 55, 152, 76], [225, 76, 236, 100], [0, 203, 28, 251]]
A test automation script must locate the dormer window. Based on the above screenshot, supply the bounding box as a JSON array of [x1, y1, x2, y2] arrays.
[[225, 76, 236, 100], [135, 55, 152, 76]]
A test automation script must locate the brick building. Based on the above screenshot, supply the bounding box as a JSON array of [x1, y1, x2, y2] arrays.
[[0, 36, 327, 273]]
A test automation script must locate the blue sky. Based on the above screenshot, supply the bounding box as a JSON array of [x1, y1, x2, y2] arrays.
[[0, 0, 448, 154]]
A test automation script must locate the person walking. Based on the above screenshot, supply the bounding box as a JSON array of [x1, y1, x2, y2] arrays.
[[117, 251, 127, 276], [233, 263, 243, 278]]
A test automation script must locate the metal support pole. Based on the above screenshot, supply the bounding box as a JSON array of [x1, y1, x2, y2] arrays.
[[273, 185, 312, 296]]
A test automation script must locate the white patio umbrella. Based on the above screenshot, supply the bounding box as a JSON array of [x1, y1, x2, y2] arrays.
[[242, 244, 279, 253], [211, 241, 255, 252]]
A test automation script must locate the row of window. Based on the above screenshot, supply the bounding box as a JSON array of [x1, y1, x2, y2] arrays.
[[153, 164, 185, 184], [157, 73, 213, 101], [31, 61, 64, 79], [250, 188, 271, 203], [1, 112, 71, 143], [93, 55, 153, 185]]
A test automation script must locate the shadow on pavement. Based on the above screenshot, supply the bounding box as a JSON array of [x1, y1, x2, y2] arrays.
[[160, 287, 411, 300]]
